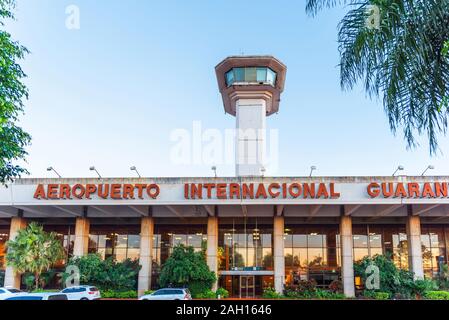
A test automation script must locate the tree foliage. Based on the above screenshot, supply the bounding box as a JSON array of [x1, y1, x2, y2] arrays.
[[0, 0, 31, 184], [354, 254, 437, 298], [159, 244, 216, 297], [6, 222, 64, 290], [306, 0, 449, 154], [63, 254, 141, 291]]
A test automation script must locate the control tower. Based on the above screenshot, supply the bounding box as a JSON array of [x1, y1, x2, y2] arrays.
[[215, 56, 287, 177]]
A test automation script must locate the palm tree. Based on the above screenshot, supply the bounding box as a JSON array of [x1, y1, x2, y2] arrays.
[[6, 222, 64, 290], [306, 0, 449, 154]]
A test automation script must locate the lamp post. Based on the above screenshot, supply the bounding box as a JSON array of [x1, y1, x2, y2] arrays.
[[47, 166, 62, 178], [89, 166, 102, 179], [392, 165, 404, 176], [130, 166, 141, 178], [309, 166, 317, 177], [421, 165, 435, 176]]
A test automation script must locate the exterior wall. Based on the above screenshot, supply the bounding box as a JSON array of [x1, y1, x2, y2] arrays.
[[340, 215, 355, 297], [273, 216, 285, 294], [407, 215, 424, 280], [4, 217, 27, 288], [73, 217, 90, 257], [207, 217, 219, 291], [235, 99, 266, 177], [138, 217, 154, 297]]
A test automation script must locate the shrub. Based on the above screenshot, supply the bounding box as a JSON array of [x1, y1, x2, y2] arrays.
[[144, 290, 155, 295], [354, 254, 434, 299], [196, 289, 216, 299], [159, 245, 216, 298], [102, 290, 138, 299], [215, 287, 229, 299], [329, 280, 343, 293], [424, 291, 449, 300], [297, 279, 317, 293], [412, 279, 438, 296], [262, 287, 283, 299], [62, 254, 141, 291]]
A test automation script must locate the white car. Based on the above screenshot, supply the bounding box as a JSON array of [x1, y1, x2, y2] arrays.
[[60, 285, 101, 300], [0, 287, 25, 300], [6, 293, 68, 300], [139, 288, 192, 300]]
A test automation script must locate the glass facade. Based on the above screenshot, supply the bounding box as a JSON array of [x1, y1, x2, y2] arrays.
[[218, 219, 273, 271], [225, 67, 277, 87], [421, 226, 448, 278], [284, 225, 339, 287], [88, 225, 140, 262], [152, 225, 207, 289], [352, 225, 409, 269], [42, 225, 75, 268], [0, 228, 9, 271]]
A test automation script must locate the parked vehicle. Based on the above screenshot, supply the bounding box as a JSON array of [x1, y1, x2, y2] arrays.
[[60, 285, 101, 300], [139, 288, 192, 300], [0, 287, 25, 300], [6, 293, 68, 300]]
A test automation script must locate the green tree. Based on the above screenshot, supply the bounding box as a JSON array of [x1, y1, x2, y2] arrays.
[[63, 254, 141, 291], [0, 0, 31, 184], [159, 244, 216, 297], [6, 222, 64, 290], [306, 0, 449, 154]]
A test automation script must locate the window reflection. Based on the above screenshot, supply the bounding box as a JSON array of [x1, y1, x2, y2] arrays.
[[89, 225, 140, 262], [284, 226, 339, 288], [225, 67, 277, 86], [218, 218, 273, 271]]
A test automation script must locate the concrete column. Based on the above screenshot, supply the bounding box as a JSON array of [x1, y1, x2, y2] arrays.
[[73, 217, 90, 257], [138, 217, 154, 297], [406, 215, 424, 280], [235, 98, 266, 177], [340, 215, 355, 298], [207, 216, 218, 291], [4, 217, 27, 288], [273, 216, 285, 294]]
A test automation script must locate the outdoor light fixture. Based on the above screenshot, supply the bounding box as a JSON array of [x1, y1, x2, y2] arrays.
[[46, 166, 62, 178], [211, 166, 217, 178], [89, 166, 102, 179], [260, 167, 266, 177], [392, 165, 405, 176], [309, 166, 317, 177], [130, 166, 141, 178], [421, 165, 435, 176]]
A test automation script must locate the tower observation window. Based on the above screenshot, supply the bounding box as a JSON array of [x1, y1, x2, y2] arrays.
[[225, 67, 277, 87]]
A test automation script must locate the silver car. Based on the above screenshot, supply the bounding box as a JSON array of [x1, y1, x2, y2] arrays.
[[139, 288, 192, 300]]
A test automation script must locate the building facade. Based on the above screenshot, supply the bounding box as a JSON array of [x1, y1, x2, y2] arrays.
[[0, 177, 449, 297], [1, 57, 448, 298]]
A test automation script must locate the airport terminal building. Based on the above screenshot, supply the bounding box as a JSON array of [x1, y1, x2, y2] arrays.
[[1, 57, 449, 298]]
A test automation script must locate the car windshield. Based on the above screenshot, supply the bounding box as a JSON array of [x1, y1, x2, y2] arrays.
[[8, 289, 22, 293]]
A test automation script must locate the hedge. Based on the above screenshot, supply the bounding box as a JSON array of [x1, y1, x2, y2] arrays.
[[101, 290, 138, 299], [424, 291, 449, 300]]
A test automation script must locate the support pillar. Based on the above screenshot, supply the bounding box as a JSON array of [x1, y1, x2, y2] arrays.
[[406, 214, 424, 280], [340, 215, 355, 298], [73, 217, 90, 257], [138, 217, 154, 297], [4, 217, 27, 288], [207, 216, 218, 291], [273, 216, 285, 294]]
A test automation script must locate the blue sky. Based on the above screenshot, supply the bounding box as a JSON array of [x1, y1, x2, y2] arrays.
[[5, 0, 449, 178]]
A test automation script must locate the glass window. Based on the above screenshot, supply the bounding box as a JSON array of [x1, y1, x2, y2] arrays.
[[256, 68, 267, 82], [234, 68, 244, 82], [226, 70, 234, 86], [267, 68, 277, 85]]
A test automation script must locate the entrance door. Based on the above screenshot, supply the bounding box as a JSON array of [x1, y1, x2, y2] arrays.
[[240, 276, 255, 298]]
